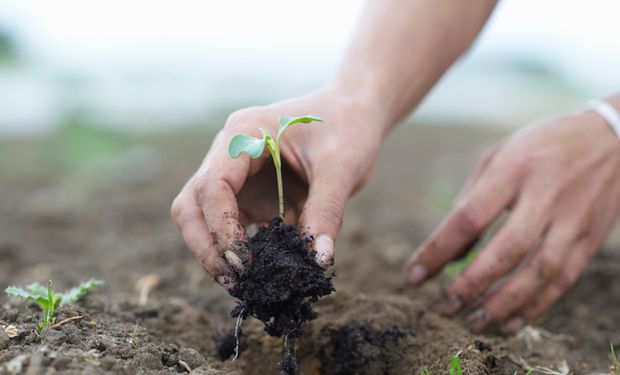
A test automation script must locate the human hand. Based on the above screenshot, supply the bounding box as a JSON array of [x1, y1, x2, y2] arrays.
[[171, 89, 386, 289], [406, 109, 620, 333]]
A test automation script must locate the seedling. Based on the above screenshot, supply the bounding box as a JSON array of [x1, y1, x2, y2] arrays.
[[449, 355, 462, 375], [5, 279, 103, 333], [228, 114, 324, 218], [612, 343, 620, 374]]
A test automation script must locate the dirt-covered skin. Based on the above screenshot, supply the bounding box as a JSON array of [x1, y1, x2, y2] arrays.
[[1, 125, 619, 374], [230, 217, 334, 339]]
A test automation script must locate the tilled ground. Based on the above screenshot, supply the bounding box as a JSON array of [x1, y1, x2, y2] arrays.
[[0, 124, 618, 374]]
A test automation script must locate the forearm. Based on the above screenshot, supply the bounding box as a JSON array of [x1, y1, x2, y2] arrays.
[[325, 0, 497, 133]]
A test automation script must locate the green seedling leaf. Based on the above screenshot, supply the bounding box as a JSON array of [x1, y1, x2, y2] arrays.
[[5, 286, 50, 308], [276, 115, 323, 142], [449, 355, 462, 375], [228, 134, 266, 159], [61, 279, 104, 305], [228, 114, 323, 218], [26, 282, 49, 298]]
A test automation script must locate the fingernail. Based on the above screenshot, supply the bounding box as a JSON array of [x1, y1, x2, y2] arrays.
[[501, 316, 524, 335], [408, 265, 428, 286], [246, 223, 259, 237], [314, 235, 334, 268], [436, 293, 463, 316], [466, 309, 490, 332], [216, 275, 235, 290], [224, 250, 244, 273]]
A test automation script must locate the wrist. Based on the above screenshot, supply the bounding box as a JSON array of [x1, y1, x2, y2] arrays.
[[318, 82, 394, 137], [583, 93, 620, 141]]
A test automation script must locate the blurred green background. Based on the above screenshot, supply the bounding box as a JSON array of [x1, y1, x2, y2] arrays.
[[0, 0, 619, 183]]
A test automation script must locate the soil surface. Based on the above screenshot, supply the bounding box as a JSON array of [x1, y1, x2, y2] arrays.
[[1, 124, 619, 374]]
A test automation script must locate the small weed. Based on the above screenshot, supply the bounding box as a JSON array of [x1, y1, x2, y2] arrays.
[[5, 279, 103, 333], [421, 356, 532, 375], [449, 355, 463, 375]]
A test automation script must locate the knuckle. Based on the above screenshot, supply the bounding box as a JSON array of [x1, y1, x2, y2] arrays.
[[170, 194, 192, 226], [315, 194, 345, 230], [502, 233, 532, 255], [453, 205, 485, 235], [224, 106, 268, 130], [506, 150, 532, 178], [533, 252, 562, 281]]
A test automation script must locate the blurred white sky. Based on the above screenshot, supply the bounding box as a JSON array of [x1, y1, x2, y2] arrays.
[[0, 0, 619, 134]]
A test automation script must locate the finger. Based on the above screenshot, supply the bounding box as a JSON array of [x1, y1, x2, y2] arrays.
[[194, 131, 257, 271], [442, 195, 551, 315], [507, 197, 620, 331], [171, 191, 236, 289], [299, 171, 351, 268], [407, 160, 518, 286], [505, 238, 592, 331], [465, 221, 575, 332]]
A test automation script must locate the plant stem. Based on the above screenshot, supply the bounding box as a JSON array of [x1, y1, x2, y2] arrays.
[[276, 164, 284, 218]]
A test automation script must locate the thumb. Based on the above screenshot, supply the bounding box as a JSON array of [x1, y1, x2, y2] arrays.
[[299, 174, 350, 268]]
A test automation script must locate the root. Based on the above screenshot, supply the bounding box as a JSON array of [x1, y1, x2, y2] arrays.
[[51, 315, 83, 329], [232, 307, 244, 361]]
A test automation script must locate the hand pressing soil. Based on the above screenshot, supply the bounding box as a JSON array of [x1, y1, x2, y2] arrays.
[[230, 217, 335, 338]]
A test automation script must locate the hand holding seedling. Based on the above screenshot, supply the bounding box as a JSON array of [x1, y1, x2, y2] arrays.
[[171, 91, 384, 288], [407, 99, 620, 333], [227, 114, 324, 219]]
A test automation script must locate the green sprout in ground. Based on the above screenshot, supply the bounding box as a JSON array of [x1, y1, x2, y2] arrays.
[[5, 279, 103, 333], [228, 114, 323, 218], [419, 356, 532, 375], [449, 355, 463, 375]]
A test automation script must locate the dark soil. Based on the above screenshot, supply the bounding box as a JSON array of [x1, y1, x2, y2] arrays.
[[230, 217, 334, 339], [229, 217, 334, 374], [1, 125, 619, 374]]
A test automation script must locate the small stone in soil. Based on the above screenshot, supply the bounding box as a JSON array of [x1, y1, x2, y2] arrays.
[[474, 339, 492, 352], [178, 347, 206, 369]]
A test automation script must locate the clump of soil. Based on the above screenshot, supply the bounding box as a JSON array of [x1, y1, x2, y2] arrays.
[[230, 217, 335, 338], [236, 292, 524, 375], [320, 321, 412, 375]]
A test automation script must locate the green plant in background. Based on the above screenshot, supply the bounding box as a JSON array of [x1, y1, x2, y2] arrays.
[[228, 115, 324, 218], [420, 356, 532, 375], [5, 279, 103, 333], [443, 244, 482, 278], [612, 343, 620, 374], [449, 355, 462, 375]]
